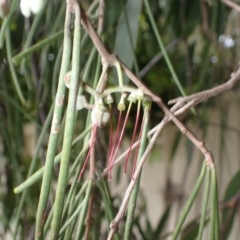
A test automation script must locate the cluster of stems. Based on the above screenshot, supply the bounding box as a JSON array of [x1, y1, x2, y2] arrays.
[[8, 0, 225, 239]]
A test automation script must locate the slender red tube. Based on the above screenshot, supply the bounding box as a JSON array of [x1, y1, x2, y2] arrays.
[[109, 102, 132, 173], [132, 110, 145, 176], [108, 111, 123, 180], [78, 124, 98, 180], [124, 100, 141, 173]]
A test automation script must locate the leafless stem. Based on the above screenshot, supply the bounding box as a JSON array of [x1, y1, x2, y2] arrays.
[[97, 0, 105, 35], [168, 67, 240, 105], [221, 0, 240, 12], [139, 38, 181, 77]]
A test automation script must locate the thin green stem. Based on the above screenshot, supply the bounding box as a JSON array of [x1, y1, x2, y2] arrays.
[[52, 44, 63, 99], [214, 172, 219, 240], [13, 104, 54, 239], [20, 0, 48, 72], [171, 162, 206, 240], [50, 3, 81, 238], [12, 30, 64, 65], [75, 180, 93, 239], [59, 182, 89, 236], [0, 0, 19, 48], [14, 126, 90, 194], [35, 5, 72, 239], [210, 166, 219, 240], [124, 102, 151, 240], [0, 91, 39, 126], [120, 0, 140, 77], [114, 61, 124, 87], [6, 28, 27, 105], [143, 0, 186, 97], [197, 166, 211, 240], [62, 144, 89, 219]]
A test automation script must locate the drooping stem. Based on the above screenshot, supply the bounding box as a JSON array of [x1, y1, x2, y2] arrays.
[[50, 2, 81, 239]]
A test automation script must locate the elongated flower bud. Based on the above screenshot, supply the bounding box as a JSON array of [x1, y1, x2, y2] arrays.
[[20, 0, 31, 18], [29, 0, 44, 15]]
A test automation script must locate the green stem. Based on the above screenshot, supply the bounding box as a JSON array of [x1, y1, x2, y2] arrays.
[[75, 180, 93, 239], [0, 91, 39, 126], [59, 182, 89, 236], [171, 162, 206, 240], [35, 5, 72, 239], [14, 126, 91, 194], [210, 166, 219, 240], [52, 44, 63, 99], [6, 28, 27, 105], [114, 61, 124, 87], [214, 172, 219, 240], [13, 104, 54, 239], [20, 0, 48, 72], [12, 30, 64, 65], [143, 0, 186, 97], [0, 0, 19, 48], [197, 166, 211, 240], [62, 144, 90, 219], [50, 3, 81, 239], [124, 102, 151, 240], [120, 0, 140, 77]]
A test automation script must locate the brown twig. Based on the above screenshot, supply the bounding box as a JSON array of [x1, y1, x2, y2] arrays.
[[221, 0, 240, 12], [168, 67, 240, 105]]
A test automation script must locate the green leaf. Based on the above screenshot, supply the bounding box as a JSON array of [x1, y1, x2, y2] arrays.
[[114, 0, 142, 85], [222, 170, 240, 240], [180, 219, 199, 240], [150, 206, 171, 240], [181, 218, 209, 240]]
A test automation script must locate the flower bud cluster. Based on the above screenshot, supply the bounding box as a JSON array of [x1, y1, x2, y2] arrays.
[[20, 0, 44, 18]]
